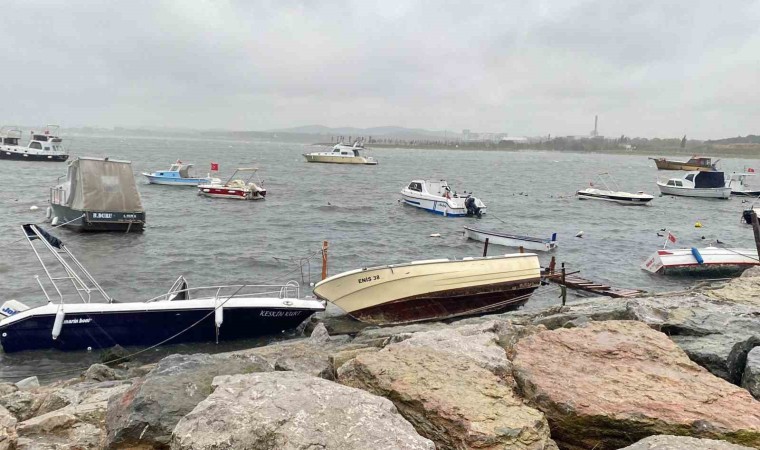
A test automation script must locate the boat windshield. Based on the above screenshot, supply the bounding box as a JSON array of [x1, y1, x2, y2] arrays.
[[694, 171, 726, 188]]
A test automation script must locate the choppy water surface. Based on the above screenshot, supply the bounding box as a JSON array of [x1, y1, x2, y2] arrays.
[[1, 135, 758, 379]]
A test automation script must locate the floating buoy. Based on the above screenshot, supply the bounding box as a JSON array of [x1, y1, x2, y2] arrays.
[[29, 205, 38, 211], [695, 221, 703, 228], [429, 233, 441, 237], [51, 216, 59, 226], [575, 231, 584, 238]]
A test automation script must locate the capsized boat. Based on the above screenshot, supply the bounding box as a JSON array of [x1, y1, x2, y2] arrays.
[[728, 171, 760, 196], [649, 156, 717, 172], [197, 168, 266, 200], [312, 253, 540, 325], [0, 224, 324, 353], [401, 180, 486, 217], [657, 171, 731, 199], [576, 173, 653, 205], [463, 226, 557, 251], [642, 246, 759, 275], [0, 125, 68, 162], [142, 161, 219, 186], [49, 157, 146, 232], [303, 141, 378, 165]]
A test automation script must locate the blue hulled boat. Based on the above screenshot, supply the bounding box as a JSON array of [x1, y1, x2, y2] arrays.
[[142, 161, 218, 186]]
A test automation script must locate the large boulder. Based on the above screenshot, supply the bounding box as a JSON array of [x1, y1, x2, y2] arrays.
[[0, 405, 16, 450], [742, 347, 760, 399], [105, 353, 272, 449], [171, 372, 435, 450], [338, 345, 552, 450], [620, 435, 754, 449], [512, 320, 760, 449]]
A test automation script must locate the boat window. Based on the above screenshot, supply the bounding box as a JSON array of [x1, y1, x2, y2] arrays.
[[353, 150, 359, 156], [675, 180, 683, 187], [685, 174, 694, 182], [667, 180, 676, 186], [30, 142, 42, 150], [408, 182, 422, 192], [341, 152, 350, 155], [32, 135, 48, 142], [3, 138, 19, 146]]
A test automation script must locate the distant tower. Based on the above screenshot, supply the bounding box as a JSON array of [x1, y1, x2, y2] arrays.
[[590, 115, 599, 137]]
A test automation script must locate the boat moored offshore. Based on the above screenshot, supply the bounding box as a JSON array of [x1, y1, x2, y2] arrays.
[[576, 173, 653, 205], [303, 142, 378, 165], [649, 156, 717, 172], [312, 253, 540, 325], [142, 161, 219, 186], [401, 179, 486, 217], [728, 171, 760, 197], [197, 168, 266, 200], [0, 125, 68, 162], [657, 171, 731, 199]]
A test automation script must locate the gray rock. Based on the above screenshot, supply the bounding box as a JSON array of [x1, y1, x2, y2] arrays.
[[82, 363, 119, 382], [0, 389, 45, 421], [0, 385, 17, 398], [620, 435, 754, 449], [171, 372, 435, 450], [105, 353, 272, 449], [14, 377, 39, 391], [100, 345, 130, 365], [742, 346, 760, 399], [0, 405, 17, 450], [352, 322, 450, 347], [308, 322, 331, 343]]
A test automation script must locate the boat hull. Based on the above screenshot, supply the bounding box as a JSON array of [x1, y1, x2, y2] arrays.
[[197, 186, 266, 200], [652, 160, 714, 171], [0, 305, 318, 353], [642, 247, 759, 275], [576, 190, 653, 205], [313, 254, 540, 325], [303, 154, 377, 165], [400, 193, 486, 217], [50, 204, 145, 232], [142, 174, 209, 186], [463, 226, 556, 251], [0, 149, 68, 162], [657, 183, 731, 199]]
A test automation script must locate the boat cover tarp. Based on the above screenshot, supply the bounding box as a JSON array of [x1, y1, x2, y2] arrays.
[[65, 158, 144, 212], [694, 171, 726, 189]]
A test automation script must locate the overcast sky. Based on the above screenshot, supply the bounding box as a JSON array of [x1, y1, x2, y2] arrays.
[[2, 1, 758, 138]]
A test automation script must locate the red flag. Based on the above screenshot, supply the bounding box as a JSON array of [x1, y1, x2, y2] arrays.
[[749, 168, 755, 173], [210, 162, 219, 171], [667, 232, 677, 244]]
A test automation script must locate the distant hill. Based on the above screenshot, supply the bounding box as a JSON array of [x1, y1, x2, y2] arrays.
[[267, 125, 458, 139], [706, 135, 760, 145]]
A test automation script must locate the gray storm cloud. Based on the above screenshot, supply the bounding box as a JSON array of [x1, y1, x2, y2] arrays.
[[1, 0, 757, 139]]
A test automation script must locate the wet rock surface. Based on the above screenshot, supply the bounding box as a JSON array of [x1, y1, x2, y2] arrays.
[[620, 435, 755, 450]]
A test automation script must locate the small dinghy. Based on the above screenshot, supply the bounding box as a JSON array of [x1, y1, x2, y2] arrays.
[[729, 171, 760, 197], [463, 226, 557, 251], [400, 180, 486, 217], [142, 161, 219, 186], [576, 173, 653, 205], [0, 224, 324, 353]]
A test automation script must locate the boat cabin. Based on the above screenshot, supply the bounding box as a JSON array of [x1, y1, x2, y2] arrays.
[[666, 171, 726, 189], [407, 180, 459, 197], [28, 125, 64, 153], [686, 157, 714, 168], [156, 162, 194, 178], [0, 127, 21, 147]]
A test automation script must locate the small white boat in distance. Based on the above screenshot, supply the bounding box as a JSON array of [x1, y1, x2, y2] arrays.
[[312, 253, 541, 325], [303, 142, 377, 165], [577, 173, 653, 205], [197, 168, 266, 200], [463, 226, 557, 252], [401, 180, 486, 217], [657, 171, 731, 199], [728, 171, 760, 196], [642, 247, 759, 274]]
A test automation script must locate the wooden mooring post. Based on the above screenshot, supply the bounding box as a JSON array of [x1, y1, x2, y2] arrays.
[[751, 211, 760, 261], [321, 241, 329, 280], [482, 238, 489, 257], [560, 262, 567, 306]]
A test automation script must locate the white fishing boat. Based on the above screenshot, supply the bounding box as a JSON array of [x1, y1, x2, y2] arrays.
[[312, 253, 540, 325], [303, 142, 377, 165], [400, 180, 486, 217], [657, 171, 731, 199], [576, 173, 653, 205], [642, 247, 759, 274], [728, 171, 760, 196], [463, 226, 557, 251]]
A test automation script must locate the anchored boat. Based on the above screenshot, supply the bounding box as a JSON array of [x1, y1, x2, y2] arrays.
[[303, 142, 377, 165], [657, 171, 731, 199], [312, 253, 540, 325], [401, 180, 486, 217], [576, 173, 653, 205], [728, 171, 760, 197], [142, 161, 219, 186], [49, 157, 146, 232], [642, 246, 759, 275], [649, 156, 717, 172], [0, 224, 324, 353], [197, 168, 266, 200], [0, 125, 68, 162], [463, 226, 557, 251]]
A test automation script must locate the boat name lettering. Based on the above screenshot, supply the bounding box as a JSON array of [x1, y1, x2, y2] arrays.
[[92, 213, 113, 219], [62, 318, 92, 324], [1, 307, 17, 316], [259, 311, 302, 317], [358, 275, 380, 284], [123, 213, 138, 219]]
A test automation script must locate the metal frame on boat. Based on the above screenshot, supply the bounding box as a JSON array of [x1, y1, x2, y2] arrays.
[[0, 225, 324, 352]]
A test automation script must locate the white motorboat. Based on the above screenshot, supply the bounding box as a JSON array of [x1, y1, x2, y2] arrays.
[[728, 171, 760, 196], [463, 226, 557, 251], [312, 253, 540, 325], [0, 224, 324, 352], [303, 141, 377, 165], [657, 171, 731, 199], [0, 125, 68, 162], [576, 173, 653, 205], [197, 168, 266, 200], [401, 180, 486, 217], [642, 246, 759, 274]]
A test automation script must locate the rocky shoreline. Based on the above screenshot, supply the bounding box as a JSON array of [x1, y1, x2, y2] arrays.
[[5, 269, 760, 449]]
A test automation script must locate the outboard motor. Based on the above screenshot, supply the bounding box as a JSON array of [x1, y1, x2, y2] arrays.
[[464, 196, 482, 218]]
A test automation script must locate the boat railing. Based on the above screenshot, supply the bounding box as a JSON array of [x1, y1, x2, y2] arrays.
[[50, 186, 66, 205], [144, 281, 301, 303]]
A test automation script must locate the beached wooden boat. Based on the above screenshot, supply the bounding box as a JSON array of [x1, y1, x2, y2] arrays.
[[463, 226, 557, 251], [312, 253, 540, 325], [649, 156, 717, 172]]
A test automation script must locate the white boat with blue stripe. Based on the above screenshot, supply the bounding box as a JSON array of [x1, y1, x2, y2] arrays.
[[142, 161, 219, 186], [401, 180, 486, 217]]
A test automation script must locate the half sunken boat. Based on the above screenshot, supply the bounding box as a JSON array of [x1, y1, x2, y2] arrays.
[[312, 253, 540, 325]]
